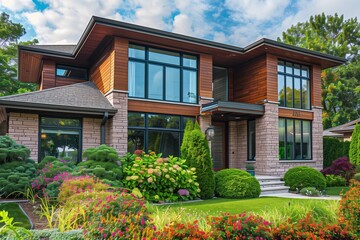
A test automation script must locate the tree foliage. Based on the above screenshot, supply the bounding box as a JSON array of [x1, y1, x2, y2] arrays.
[[349, 124, 360, 165], [278, 13, 360, 129], [0, 12, 38, 96]]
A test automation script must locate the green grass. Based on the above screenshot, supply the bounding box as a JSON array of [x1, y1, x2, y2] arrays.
[[326, 186, 350, 196], [0, 203, 31, 229]]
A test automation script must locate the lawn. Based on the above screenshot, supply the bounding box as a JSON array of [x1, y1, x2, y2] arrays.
[[326, 186, 350, 196], [0, 203, 31, 229]]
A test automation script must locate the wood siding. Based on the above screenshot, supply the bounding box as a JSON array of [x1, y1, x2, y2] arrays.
[[90, 45, 113, 94], [113, 38, 129, 91], [311, 64, 322, 107], [199, 54, 213, 98], [128, 99, 200, 116], [266, 54, 278, 102], [278, 108, 314, 120], [233, 55, 267, 104]]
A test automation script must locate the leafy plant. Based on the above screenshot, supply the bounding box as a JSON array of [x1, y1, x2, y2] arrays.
[[339, 180, 360, 234], [325, 174, 347, 187], [299, 187, 320, 196], [217, 175, 260, 199], [353, 173, 360, 181], [284, 166, 326, 191], [323, 137, 350, 168], [0, 210, 32, 239], [159, 220, 212, 240], [214, 168, 251, 196], [82, 144, 120, 163], [245, 164, 255, 170], [350, 124, 360, 165], [321, 156, 354, 182]]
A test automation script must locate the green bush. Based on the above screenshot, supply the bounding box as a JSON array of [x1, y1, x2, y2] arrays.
[[77, 160, 122, 186], [350, 124, 360, 166], [326, 174, 347, 187], [300, 187, 320, 196], [214, 168, 251, 196], [284, 166, 326, 191], [217, 175, 260, 198], [353, 173, 360, 181], [323, 137, 350, 168], [181, 121, 215, 199], [82, 145, 119, 163], [0, 136, 30, 163], [37, 156, 58, 169]]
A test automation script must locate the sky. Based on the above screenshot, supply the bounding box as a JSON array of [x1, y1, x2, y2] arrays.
[[0, 0, 360, 47]]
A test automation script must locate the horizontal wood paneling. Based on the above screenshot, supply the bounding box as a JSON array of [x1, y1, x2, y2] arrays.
[[278, 108, 314, 120], [311, 64, 322, 107], [199, 54, 213, 98], [233, 55, 267, 104], [266, 54, 278, 102], [113, 38, 128, 91], [227, 68, 234, 101], [90, 46, 113, 94], [55, 77, 86, 87], [128, 100, 200, 116]]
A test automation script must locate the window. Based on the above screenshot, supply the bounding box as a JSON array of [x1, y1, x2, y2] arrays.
[[128, 44, 198, 103], [56, 65, 87, 80], [279, 118, 312, 160], [247, 119, 256, 161], [39, 117, 82, 163], [278, 60, 310, 109], [127, 112, 195, 156]]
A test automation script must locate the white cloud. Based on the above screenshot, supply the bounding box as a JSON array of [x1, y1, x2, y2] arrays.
[[0, 0, 34, 12]]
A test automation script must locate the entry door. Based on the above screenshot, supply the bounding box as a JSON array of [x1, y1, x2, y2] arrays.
[[211, 122, 227, 171]]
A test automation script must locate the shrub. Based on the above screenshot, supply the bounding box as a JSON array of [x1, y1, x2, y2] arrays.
[[0, 136, 30, 163], [323, 137, 350, 168], [214, 168, 251, 196], [321, 156, 354, 182], [325, 174, 347, 187], [353, 173, 360, 181], [82, 144, 120, 163], [77, 160, 122, 186], [37, 156, 58, 169], [217, 175, 260, 199], [339, 180, 360, 235], [122, 151, 200, 202], [350, 124, 360, 165], [284, 166, 326, 191], [299, 187, 320, 196], [159, 221, 212, 240]]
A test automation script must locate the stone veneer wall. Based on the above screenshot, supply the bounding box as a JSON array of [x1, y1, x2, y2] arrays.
[[228, 120, 247, 169], [82, 118, 102, 151], [8, 113, 39, 160], [105, 91, 128, 157]]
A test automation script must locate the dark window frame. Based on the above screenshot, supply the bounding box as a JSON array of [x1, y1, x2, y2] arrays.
[[38, 115, 83, 163], [128, 43, 199, 104], [247, 119, 256, 161], [279, 117, 312, 160], [278, 60, 311, 110], [55, 64, 88, 81]]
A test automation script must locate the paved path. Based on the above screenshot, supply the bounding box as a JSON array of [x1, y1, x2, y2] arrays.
[[260, 192, 341, 200]]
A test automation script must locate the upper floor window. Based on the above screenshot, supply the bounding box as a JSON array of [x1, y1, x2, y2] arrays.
[[128, 44, 198, 104], [278, 60, 310, 110], [56, 65, 88, 80]]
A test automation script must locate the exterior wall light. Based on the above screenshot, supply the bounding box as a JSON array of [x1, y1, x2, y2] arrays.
[[205, 125, 215, 141]]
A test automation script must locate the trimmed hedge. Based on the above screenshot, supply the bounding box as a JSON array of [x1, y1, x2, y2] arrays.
[[214, 168, 251, 196], [323, 137, 350, 168], [284, 166, 326, 191], [217, 175, 260, 199]]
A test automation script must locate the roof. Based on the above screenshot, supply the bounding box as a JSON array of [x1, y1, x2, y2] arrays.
[[0, 82, 117, 116], [325, 118, 360, 134], [24, 44, 76, 54]]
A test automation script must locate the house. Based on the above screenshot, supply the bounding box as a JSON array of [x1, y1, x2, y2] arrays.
[[323, 118, 360, 141], [0, 16, 345, 176]]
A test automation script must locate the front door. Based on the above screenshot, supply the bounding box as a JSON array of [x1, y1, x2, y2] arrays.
[[211, 122, 227, 171]]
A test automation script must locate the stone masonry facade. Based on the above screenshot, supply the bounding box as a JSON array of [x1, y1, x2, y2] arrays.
[[8, 112, 39, 160], [82, 118, 102, 152], [228, 120, 247, 169]]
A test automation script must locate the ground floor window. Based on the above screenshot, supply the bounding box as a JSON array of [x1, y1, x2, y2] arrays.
[[39, 117, 82, 162], [279, 118, 311, 160], [128, 112, 195, 156]]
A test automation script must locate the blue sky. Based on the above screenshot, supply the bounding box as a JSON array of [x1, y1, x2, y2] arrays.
[[0, 0, 359, 46]]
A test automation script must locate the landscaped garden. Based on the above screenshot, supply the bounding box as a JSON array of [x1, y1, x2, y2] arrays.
[[1, 122, 360, 239]]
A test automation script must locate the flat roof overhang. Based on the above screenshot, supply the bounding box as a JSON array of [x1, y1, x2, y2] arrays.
[[202, 101, 264, 121]]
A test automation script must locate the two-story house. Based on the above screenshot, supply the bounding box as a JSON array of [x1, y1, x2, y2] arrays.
[[0, 16, 345, 176]]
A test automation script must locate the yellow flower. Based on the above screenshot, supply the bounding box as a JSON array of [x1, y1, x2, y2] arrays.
[[165, 174, 170, 179], [195, 182, 199, 186], [190, 168, 196, 172], [197, 189, 201, 192], [131, 176, 139, 180], [188, 179, 193, 183], [162, 168, 168, 173]]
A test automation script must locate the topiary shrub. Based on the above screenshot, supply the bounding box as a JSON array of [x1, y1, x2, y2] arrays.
[[321, 157, 354, 182], [217, 175, 260, 199], [82, 145, 119, 163], [0, 136, 30, 163], [37, 156, 58, 169], [214, 168, 251, 196], [349, 124, 360, 166], [77, 160, 122, 186], [284, 166, 326, 191], [325, 174, 347, 187]]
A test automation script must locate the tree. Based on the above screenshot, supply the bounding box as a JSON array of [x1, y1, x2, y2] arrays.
[[278, 13, 360, 129], [0, 12, 38, 96], [349, 124, 360, 165]]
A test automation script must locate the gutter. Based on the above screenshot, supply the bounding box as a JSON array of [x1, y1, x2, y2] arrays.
[[100, 112, 109, 144]]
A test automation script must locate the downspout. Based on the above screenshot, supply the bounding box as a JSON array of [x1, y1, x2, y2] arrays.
[[100, 112, 109, 144]]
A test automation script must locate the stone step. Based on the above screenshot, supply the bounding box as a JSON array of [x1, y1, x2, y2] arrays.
[[260, 186, 290, 195], [259, 181, 286, 187], [256, 175, 282, 182]]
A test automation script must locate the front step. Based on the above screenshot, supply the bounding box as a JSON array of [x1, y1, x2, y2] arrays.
[[256, 175, 290, 196]]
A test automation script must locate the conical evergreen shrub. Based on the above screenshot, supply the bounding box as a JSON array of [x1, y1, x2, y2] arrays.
[[349, 124, 360, 165]]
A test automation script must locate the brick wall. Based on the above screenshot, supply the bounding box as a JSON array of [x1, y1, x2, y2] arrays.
[[82, 118, 101, 151], [105, 91, 128, 157], [228, 120, 247, 169], [8, 113, 38, 160], [312, 107, 324, 170]]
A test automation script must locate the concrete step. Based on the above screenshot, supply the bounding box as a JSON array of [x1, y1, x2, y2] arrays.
[[260, 186, 290, 195], [260, 181, 286, 187], [256, 175, 282, 182]]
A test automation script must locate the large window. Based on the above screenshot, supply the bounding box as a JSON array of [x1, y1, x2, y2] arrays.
[[278, 60, 310, 109], [128, 44, 198, 103], [56, 65, 88, 80], [128, 112, 195, 156], [279, 118, 312, 160], [39, 117, 82, 162]]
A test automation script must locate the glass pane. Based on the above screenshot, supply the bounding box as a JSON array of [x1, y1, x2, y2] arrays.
[[286, 119, 294, 160], [165, 67, 180, 101], [294, 64, 301, 76], [41, 118, 80, 127], [183, 70, 197, 103], [278, 61, 284, 73], [129, 44, 145, 59], [148, 114, 180, 129], [182, 117, 195, 130], [302, 66, 309, 78], [128, 130, 145, 153], [248, 120, 256, 160], [285, 62, 293, 74], [148, 64, 164, 100], [183, 55, 197, 68], [279, 118, 286, 160], [302, 79, 311, 109], [295, 120, 302, 159], [128, 61, 145, 98], [148, 131, 180, 157], [128, 112, 145, 127], [278, 74, 285, 106], [149, 48, 180, 65], [40, 128, 80, 162], [294, 77, 301, 108], [302, 121, 312, 159], [56, 65, 87, 80], [286, 76, 293, 108]]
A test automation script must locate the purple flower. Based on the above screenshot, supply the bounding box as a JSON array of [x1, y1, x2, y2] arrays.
[[178, 189, 189, 196]]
